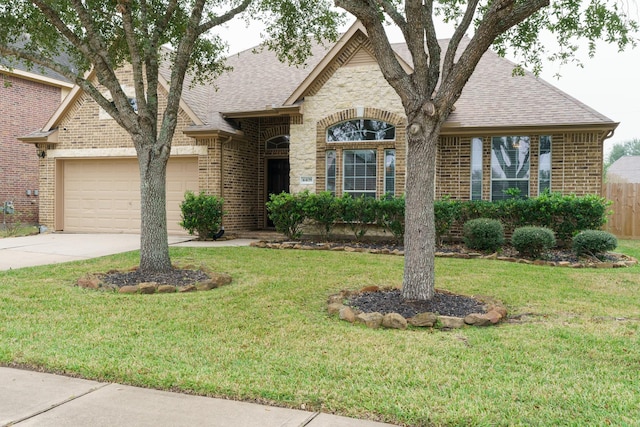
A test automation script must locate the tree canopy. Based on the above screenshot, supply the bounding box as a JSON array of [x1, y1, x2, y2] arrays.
[[0, 0, 341, 272], [334, 0, 638, 300]]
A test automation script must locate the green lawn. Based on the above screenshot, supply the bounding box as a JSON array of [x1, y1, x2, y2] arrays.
[[1, 242, 639, 426]]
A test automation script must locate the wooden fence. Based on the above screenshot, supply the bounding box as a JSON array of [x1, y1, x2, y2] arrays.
[[603, 182, 640, 239]]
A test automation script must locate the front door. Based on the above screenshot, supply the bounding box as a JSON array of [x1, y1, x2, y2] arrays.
[[266, 158, 290, 227]]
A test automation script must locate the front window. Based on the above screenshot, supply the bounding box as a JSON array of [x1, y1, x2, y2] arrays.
[[491, 136, 530, 200], [539, 136, 551, 193], [471, 137, 483, 200], [326, 150, 336, 195], [384, 150, 395, 196], [343, 150, 377, 198], [327, 119, 395, 142]]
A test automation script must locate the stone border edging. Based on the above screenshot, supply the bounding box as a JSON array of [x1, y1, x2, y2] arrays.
[[250, 241, 638, 268], [327, 288, 508, 330], [76, 266, 232, 294]]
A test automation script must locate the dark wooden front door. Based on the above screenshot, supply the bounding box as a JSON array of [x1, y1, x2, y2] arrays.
[[266, 159, 290, 227]]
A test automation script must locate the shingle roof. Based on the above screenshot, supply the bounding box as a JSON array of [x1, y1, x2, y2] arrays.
[[175, 28, 615, 133], [166, 43, 331, 133], [391, 40, 614, 129], [607, 156, 640, 183]]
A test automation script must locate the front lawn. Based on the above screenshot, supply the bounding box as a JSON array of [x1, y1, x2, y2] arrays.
[[1, 243, 639, 426]]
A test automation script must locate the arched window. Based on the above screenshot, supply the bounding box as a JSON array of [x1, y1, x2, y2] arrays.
[[266, 135, 290, 150], [326, 119, 395, 142]]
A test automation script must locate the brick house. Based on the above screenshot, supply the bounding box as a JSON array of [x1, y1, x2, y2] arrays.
[[21, 22, 617, 234], [0, 64, 72, 225]]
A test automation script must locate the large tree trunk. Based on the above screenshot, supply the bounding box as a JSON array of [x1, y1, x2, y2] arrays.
[[401, 113, 442, 301], [137, 145, 172, 273]]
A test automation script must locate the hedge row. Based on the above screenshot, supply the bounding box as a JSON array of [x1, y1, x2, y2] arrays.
[[436, 192, 610, 245], [266, 191, 611, 244], [266, 192, 404, 241]]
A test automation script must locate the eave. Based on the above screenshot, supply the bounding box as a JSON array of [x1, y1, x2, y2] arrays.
[[0, 65, 73, 89], [438, 122, 619, 138], [222, 104, 302, 120], [18, 129, 59, 144], [182, 127, 243, 139]]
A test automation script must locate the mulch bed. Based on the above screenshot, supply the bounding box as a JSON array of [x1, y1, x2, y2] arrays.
[[100, 268, 210, 288], [348, 289, 486, 318]]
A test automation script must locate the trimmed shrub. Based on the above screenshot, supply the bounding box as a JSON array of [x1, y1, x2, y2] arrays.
[[434, 196, 460, 244], [376, 195, 405, 242], [572, 230, 617, 257], [266, 191, 308, 240], [179, 191, 225, 240], [463, 218, 504, 252], [511, 226, 556, 259], [303, 191, 342, 241], [340, 194, 378, 241]]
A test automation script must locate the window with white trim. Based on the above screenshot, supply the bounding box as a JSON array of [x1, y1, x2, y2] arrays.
[[471, 137, 483, 200], [384, 149, 396, 196], [327, 119, 395, 142], [491, 136, 530, 200], [326, 150, 336, 195], [343, 149, 377, 198], [539, 136, 551, 194]]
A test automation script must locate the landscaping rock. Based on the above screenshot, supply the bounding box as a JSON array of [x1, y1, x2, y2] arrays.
[[179, 285, 197, 293], [438, 316, 466, 329], [356, 312, 384, 328], [339, 306, 356, 323], [209, 273, 232, 287], [328, 303, 344, 315], [327, 294, 344, 304], [77, 276, 101, 289], [382, 313, 407, 329], [464, 313, 492, 326], [138, 282, 157, 294], [157, 285, 177, 293], [408, 312, 438, 327], [196, 280, 218, 291], [119, 285, 139, 294], [485, 310, 503, 324]]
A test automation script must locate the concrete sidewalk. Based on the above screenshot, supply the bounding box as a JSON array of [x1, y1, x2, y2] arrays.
[[0, 233, 257, 271], [0, 367, 395, 427]]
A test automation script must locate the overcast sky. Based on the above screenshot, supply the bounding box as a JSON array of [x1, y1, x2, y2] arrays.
[[215, 16, 639, 157]]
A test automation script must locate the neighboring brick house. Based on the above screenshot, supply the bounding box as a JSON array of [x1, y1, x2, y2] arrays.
[[0, 64, 72, 225], [21, 22, 617, 234]]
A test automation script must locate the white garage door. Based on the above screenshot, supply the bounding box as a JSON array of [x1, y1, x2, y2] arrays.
[[63, 157, 198, 234]]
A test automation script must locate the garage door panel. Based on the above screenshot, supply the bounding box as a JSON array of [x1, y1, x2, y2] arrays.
[[62, 158, 197, 234]]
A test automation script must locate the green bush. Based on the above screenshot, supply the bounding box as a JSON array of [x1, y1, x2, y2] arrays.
[[340, 194, 378, 241], [303, 191, 342, 241], [179, 191, 225, 240], [376, 195, 405, 242], [511, 226, 556, 259], [434, 196, 460, 244], [266, 191, 308, 240], [572, 230, 617, 257], [463, 218, 504, 252]]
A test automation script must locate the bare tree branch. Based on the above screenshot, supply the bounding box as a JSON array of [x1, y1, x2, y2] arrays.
[[197, 0, 253, 35]]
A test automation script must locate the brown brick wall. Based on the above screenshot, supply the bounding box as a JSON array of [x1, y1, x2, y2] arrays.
[[220, 136, 261, 230], [0, 73, 61, 225]]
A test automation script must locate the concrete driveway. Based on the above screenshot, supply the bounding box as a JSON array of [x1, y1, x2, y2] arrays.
[[0, 233, 194, 271]]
